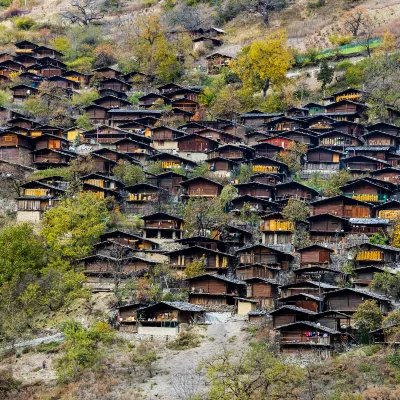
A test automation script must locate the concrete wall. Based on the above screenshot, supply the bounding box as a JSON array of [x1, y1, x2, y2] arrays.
[[17, 210, 41, 224], [177, 151, 207, 162], [138, 326, 179, 336]]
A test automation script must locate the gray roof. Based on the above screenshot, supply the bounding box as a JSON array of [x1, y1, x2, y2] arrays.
[[345, 146, 391, 151], [326, 288, 390, 302], [279, 293, 323, 302], [185, 273, 245, 285], [108, 109, 162, 114], [347, 243, 400, 252], [141, 301, 204, 312], [248, 310, 267, 316], [280, 280, 338, 289], [349, 218, 390, 225], [275, 321, 341, 335], [269, 305, 317, 315]]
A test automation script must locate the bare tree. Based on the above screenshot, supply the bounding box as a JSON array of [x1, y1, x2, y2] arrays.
[[343, 8, 370, 37], [172, 372, 202, 400], [247, 0, 287, 26], [61, 0, 105, 26]]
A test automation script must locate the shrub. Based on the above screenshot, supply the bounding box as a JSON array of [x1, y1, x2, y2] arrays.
[[15, 16, 36, 30], [0, 0, 12, 7], [386, 354, 400, 370], [166, 330, 201, 350]]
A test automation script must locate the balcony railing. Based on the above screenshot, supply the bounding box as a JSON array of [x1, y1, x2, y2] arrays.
[[343, 193, 388, 202], [356, 251, 384, 261]]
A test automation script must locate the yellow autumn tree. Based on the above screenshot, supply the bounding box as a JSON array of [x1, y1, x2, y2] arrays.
[[376, 31, 397, 56], [392, 217, 400, 248], [232, 30, 293, 100]]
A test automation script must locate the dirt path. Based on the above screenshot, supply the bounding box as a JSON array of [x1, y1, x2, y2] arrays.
[[143, 319, 249, 400]]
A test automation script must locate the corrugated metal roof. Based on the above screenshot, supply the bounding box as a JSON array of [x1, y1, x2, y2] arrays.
[[269, 305, 317, 315], [349, 218, 390, 225], [274, 321, 341, 334], [345, 147, 391, 151]]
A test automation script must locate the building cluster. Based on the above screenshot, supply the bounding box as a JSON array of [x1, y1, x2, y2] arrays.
[[1, 40, 400, 354]]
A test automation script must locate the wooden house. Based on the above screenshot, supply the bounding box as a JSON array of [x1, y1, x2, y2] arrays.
[[151, 126, 185, 151], [298, 245, 334, 268], [353, 266, 386, 289], [141, 212, 184, 241], [116, 303, 147, 333], [178, 121, 206, 134], [236, 263, 279, 281], [260, 212, 294, 248], [370, 167, 400, 184], [230, 195, 278, 213], [304, 102, 325, 115], [91, 148, 140, 165], [312, 195, 372, 218], [318, 130, 362, 149], [176, 133, 218, 160], [47, 75, 80, 90], [234, 181, 273, 199], [114, 138, 154, 163], [245, 277, 279, 308], [34, 134, 69, 152], [13, 54, 37, 68], [37, 64, 66, 78], [341, 155, 390, 176], [278, 293, 322, 312], [274, 181, 319, 202], [270, 306, 316, 327], [82, 182, 121, 202], [366, 122, 399, 136], [137, 301, 204, 336], [33, 148, 74, 169], [211, 224, 252, 249], [304, 147, 342, 178], [206, 52, 232, 74], [363, 130, 399, 148], [157, 83, 184, 95], [328, 88, 364, 103], [348, 217, 390, 237], [275, 321, 343, 355], [371, 324, 400, 345], [308, 213, 350, 246], [138, 93, 170, 109], [98, 88, 127, 100], [94, 95, 131, 109], [83, 105, 110, 125], [340, 178, 392, 204], [99, 78, 132, 92], [386, 152, 400, 169], [176, 236, 227, 252], [149, 152, 196, 171], [280, 281, 338, 299], [147, 171, 187, 197], [304, 115, 335, 131], [324, 288, 391, 314], [196, 127, 240, 144], [0, 131, 33, 166], [168, 245, 234, 272], [81, 173, 123, 192], [347, 243, 400, 267], [207, 144, 254, 161], [16, 179, 66, 223], [278, 130, 318, 146], [345, 146, 390, 161], [265, 116, 308, 131], [170, 107, 194, 122], [206, 157, 240, 176], [10, 84, 37, 103], [99, 230, 159, 251], [62, 70, 91, 86], [286, 106, 309, 117], [294, 266, 345, 286], [236, 244, 293, 268], [250, 156, 289, 175], [252, 142, 282, 159], [0, 60, 25, 72], [125, 184, 169, 214], [180, 176, 223, 198], [325, 99, 365, 114], [92, 66, 122, 79], [239, 110, 283, 127], [15, 39, 38, 53], [374, 200, 400, 220], [186, 274, 246, 306]]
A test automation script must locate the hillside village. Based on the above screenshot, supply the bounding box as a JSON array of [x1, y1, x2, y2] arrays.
[[1, 0, 400, 399]]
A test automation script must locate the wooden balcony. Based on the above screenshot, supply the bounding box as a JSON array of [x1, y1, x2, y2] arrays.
[[261, 220, 294, 232], [162, 161, 181, 169], [24, 188, 49, 196], [356, 251, 384, 261], [378, 210, 400, 220], [128, 193, 153, 201], [252, 165, 279, 173], [344, 193, 388, 203]]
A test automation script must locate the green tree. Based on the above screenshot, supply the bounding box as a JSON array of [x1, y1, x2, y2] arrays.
[[131, 341, 158, 378], [322, 170, 352, 196], [72, 90, 99, 107], [0, 223, 46, 285], [232, 30, 293, 100], [282, 198, 311, 223], [201, 343, 304, 400], [278, 142, 307, 173], [0, 90, 9, 106], [41, 193, 111, 260], [56, 321, 114, 383], [113, 164, 145, 186], [189, 163, 208, 179], [184, 255, 206, 278], [369, 232, 388, 245], [147, 161, 165, 175], [183, 197, 230, 237], [15, 16, 36, 30], [76, 113, 93, 129], [236, 164, 253, 183], [353, 300, 383, 343], [219, 184, 238, 209], [317, 59, 334, 90], [370, 270, 400, 301]]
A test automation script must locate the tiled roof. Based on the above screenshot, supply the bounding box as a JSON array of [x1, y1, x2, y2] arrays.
[[274, 321, 341, 335]]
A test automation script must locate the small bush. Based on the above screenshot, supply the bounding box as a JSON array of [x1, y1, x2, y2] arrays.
[[0, 0, 12, 7], [35, 341, 62, 354], [364, 345, 381, 357], [15, 16, 36, 30], [386, 354, 400, 370], [166, 331, 201, 350]]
